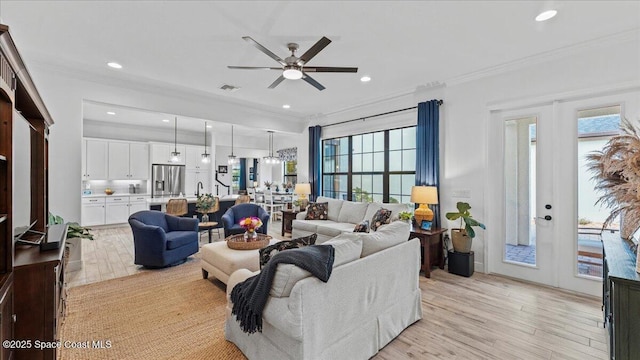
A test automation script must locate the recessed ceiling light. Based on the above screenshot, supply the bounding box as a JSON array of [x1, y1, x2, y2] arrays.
[[206, 125, 212, 128], [360, 76, 371, 82], [162, 119, 170, 123], [535, 9, 557, 22], [106, 111, 116, 115], [107, 62, 123, 69], [282, 104, 291, 109]]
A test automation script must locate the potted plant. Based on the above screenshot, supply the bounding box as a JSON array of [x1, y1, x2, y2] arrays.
[[196, 193, 217, 223], [49, 213, 94, 272], [398, 211, 413, 223], [263, 181, 273, 190], [445, 202, 485, 253]]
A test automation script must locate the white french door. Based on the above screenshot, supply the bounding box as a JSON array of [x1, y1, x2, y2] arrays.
[[488, 91, 639, 296], [488, 104, 557, 288]]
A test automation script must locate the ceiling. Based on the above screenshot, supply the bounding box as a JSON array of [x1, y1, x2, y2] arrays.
[[1, 1, 639, 122]]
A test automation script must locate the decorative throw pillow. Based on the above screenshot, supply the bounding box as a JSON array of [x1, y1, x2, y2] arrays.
[[259, 234, 318, 268], [305, 202, 329, 220], [371, 208, 392, 231], [353, 220, 370, 233]]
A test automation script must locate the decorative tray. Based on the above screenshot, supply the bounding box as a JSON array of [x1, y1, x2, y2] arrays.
[[226, 233, 272, 250]]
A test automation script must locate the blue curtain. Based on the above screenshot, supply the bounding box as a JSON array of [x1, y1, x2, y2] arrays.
[[416, 100, 441, 228], [239, 158, 247, 191], [308, 125, 322, 201]]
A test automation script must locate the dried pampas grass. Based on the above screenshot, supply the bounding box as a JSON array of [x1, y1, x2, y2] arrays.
[[587, 118, 640, 237]]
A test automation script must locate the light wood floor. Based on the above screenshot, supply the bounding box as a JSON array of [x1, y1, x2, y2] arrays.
[[66, 221, 288, 288], [67, 223, 607, 359]]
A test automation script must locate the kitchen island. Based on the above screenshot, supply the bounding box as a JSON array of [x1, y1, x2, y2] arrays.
[[147, 195, 239, 216]]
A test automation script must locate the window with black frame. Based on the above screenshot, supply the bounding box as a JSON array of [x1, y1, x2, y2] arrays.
[[322, 126, 416, 203]]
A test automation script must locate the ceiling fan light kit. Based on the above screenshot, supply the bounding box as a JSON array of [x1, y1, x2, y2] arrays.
[[228, 36, 358, 90], [283, 66, 303, 80]]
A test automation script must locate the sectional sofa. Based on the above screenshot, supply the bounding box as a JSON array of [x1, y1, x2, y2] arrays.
[[225, 221, 422, 359], [292, 196, 409, 243]]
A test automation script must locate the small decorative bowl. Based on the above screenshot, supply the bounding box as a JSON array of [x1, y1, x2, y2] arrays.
[[105, 189, 115, 195]]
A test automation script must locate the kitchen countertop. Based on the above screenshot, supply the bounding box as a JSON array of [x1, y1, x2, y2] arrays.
[[82, 193, 149, 198], [146, 197, 199, 205]]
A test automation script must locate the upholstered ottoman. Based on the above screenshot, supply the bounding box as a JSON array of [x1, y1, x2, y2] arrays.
[[200, 239, 278, 284]]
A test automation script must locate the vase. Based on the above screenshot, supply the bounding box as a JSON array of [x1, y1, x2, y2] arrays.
[[451, 229, 472, 253], [201, 214, 209, 223], [244, 230, 258, 241]]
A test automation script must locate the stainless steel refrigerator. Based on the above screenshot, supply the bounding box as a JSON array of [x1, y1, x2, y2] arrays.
[[152, 164, 185, 198]]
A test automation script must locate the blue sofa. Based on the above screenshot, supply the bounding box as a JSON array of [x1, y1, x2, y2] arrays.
[[221, 203, 270, 238], [129, 210, 199, 268]]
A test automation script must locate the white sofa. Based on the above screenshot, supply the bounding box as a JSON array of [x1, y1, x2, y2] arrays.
[[292, 196, 409, 243], [225, 221, 422, 360]]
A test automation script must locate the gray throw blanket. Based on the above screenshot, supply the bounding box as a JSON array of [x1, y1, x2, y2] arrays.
[[230, 245, 335, 334]]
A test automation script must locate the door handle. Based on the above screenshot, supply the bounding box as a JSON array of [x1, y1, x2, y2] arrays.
[[537, 215, 552, 221]]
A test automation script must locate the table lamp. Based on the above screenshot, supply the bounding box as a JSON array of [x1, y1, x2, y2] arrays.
[[294, 183, 311, 209], [410, 186, 438, 224]]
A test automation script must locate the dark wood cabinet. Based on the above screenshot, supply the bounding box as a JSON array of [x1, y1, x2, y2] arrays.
[[410, 227, 447, 278], [0, 24, 55, 360], [14, 225, 66, 360], [281, 209, 299, 236], [602, 231, 640, 360]]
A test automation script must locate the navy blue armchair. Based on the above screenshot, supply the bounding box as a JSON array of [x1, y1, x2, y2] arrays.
[[128, 210, 199, 268], [221, 203, 270, 238]]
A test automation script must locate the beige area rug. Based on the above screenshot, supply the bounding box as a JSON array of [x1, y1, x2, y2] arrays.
[[59, 258, 246, 360]]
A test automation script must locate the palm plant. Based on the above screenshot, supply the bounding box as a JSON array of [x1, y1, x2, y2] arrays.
[[586, 118, 640, 237]]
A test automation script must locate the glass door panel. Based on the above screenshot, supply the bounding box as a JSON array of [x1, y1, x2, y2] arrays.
[[503, 117, 537, 266], [576, 106, 621, 278]]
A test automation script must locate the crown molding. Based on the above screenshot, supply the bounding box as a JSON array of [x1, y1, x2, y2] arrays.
[[316, 82, 446, 125], [487, 80, 640, 112], [447, 29, 640, 87]]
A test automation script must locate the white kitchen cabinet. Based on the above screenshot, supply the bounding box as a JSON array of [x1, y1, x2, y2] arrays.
[[108, 141, 149, 180], [185, 145, 210, 170], [108, 142, 130, 179], [186, 169, 211, 197], [129, 195, 149, 215], [105, 196, 130, 224], [129, 143, 149, 179], [81, 197, 106, 226], [83, 139, 108, 180], [151, 143, 185, 165]]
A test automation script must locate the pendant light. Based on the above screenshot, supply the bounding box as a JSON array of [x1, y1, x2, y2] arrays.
[[201, 122, 211, 163], [170, 117, 181, 163], [263, 131, 280, 164], [227, 125, 237, 164]]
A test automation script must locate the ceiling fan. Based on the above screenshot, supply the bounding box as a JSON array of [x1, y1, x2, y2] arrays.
[[228, 36, 358, 91]]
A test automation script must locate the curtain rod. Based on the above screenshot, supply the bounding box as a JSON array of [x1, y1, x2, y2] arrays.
[[322, 99, 443, 128]]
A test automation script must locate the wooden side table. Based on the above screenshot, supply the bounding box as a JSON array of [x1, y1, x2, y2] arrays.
[[410, 226, 447, 278], [198, 222, 219, 243], [281, 209, 300, 236]]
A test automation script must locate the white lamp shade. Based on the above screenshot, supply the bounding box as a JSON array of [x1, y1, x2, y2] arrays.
[[294, 183, 311, 196], [410, 186, 438, 204]]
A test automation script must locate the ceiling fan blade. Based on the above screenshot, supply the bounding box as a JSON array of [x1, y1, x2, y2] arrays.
[[302, 73, 326, 91], [242, 36, 286, 66], [268, 75, 286, 89], [228, 66, 282, 70], [303, 66, 358, 73], [298, 36, 332, 65]]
